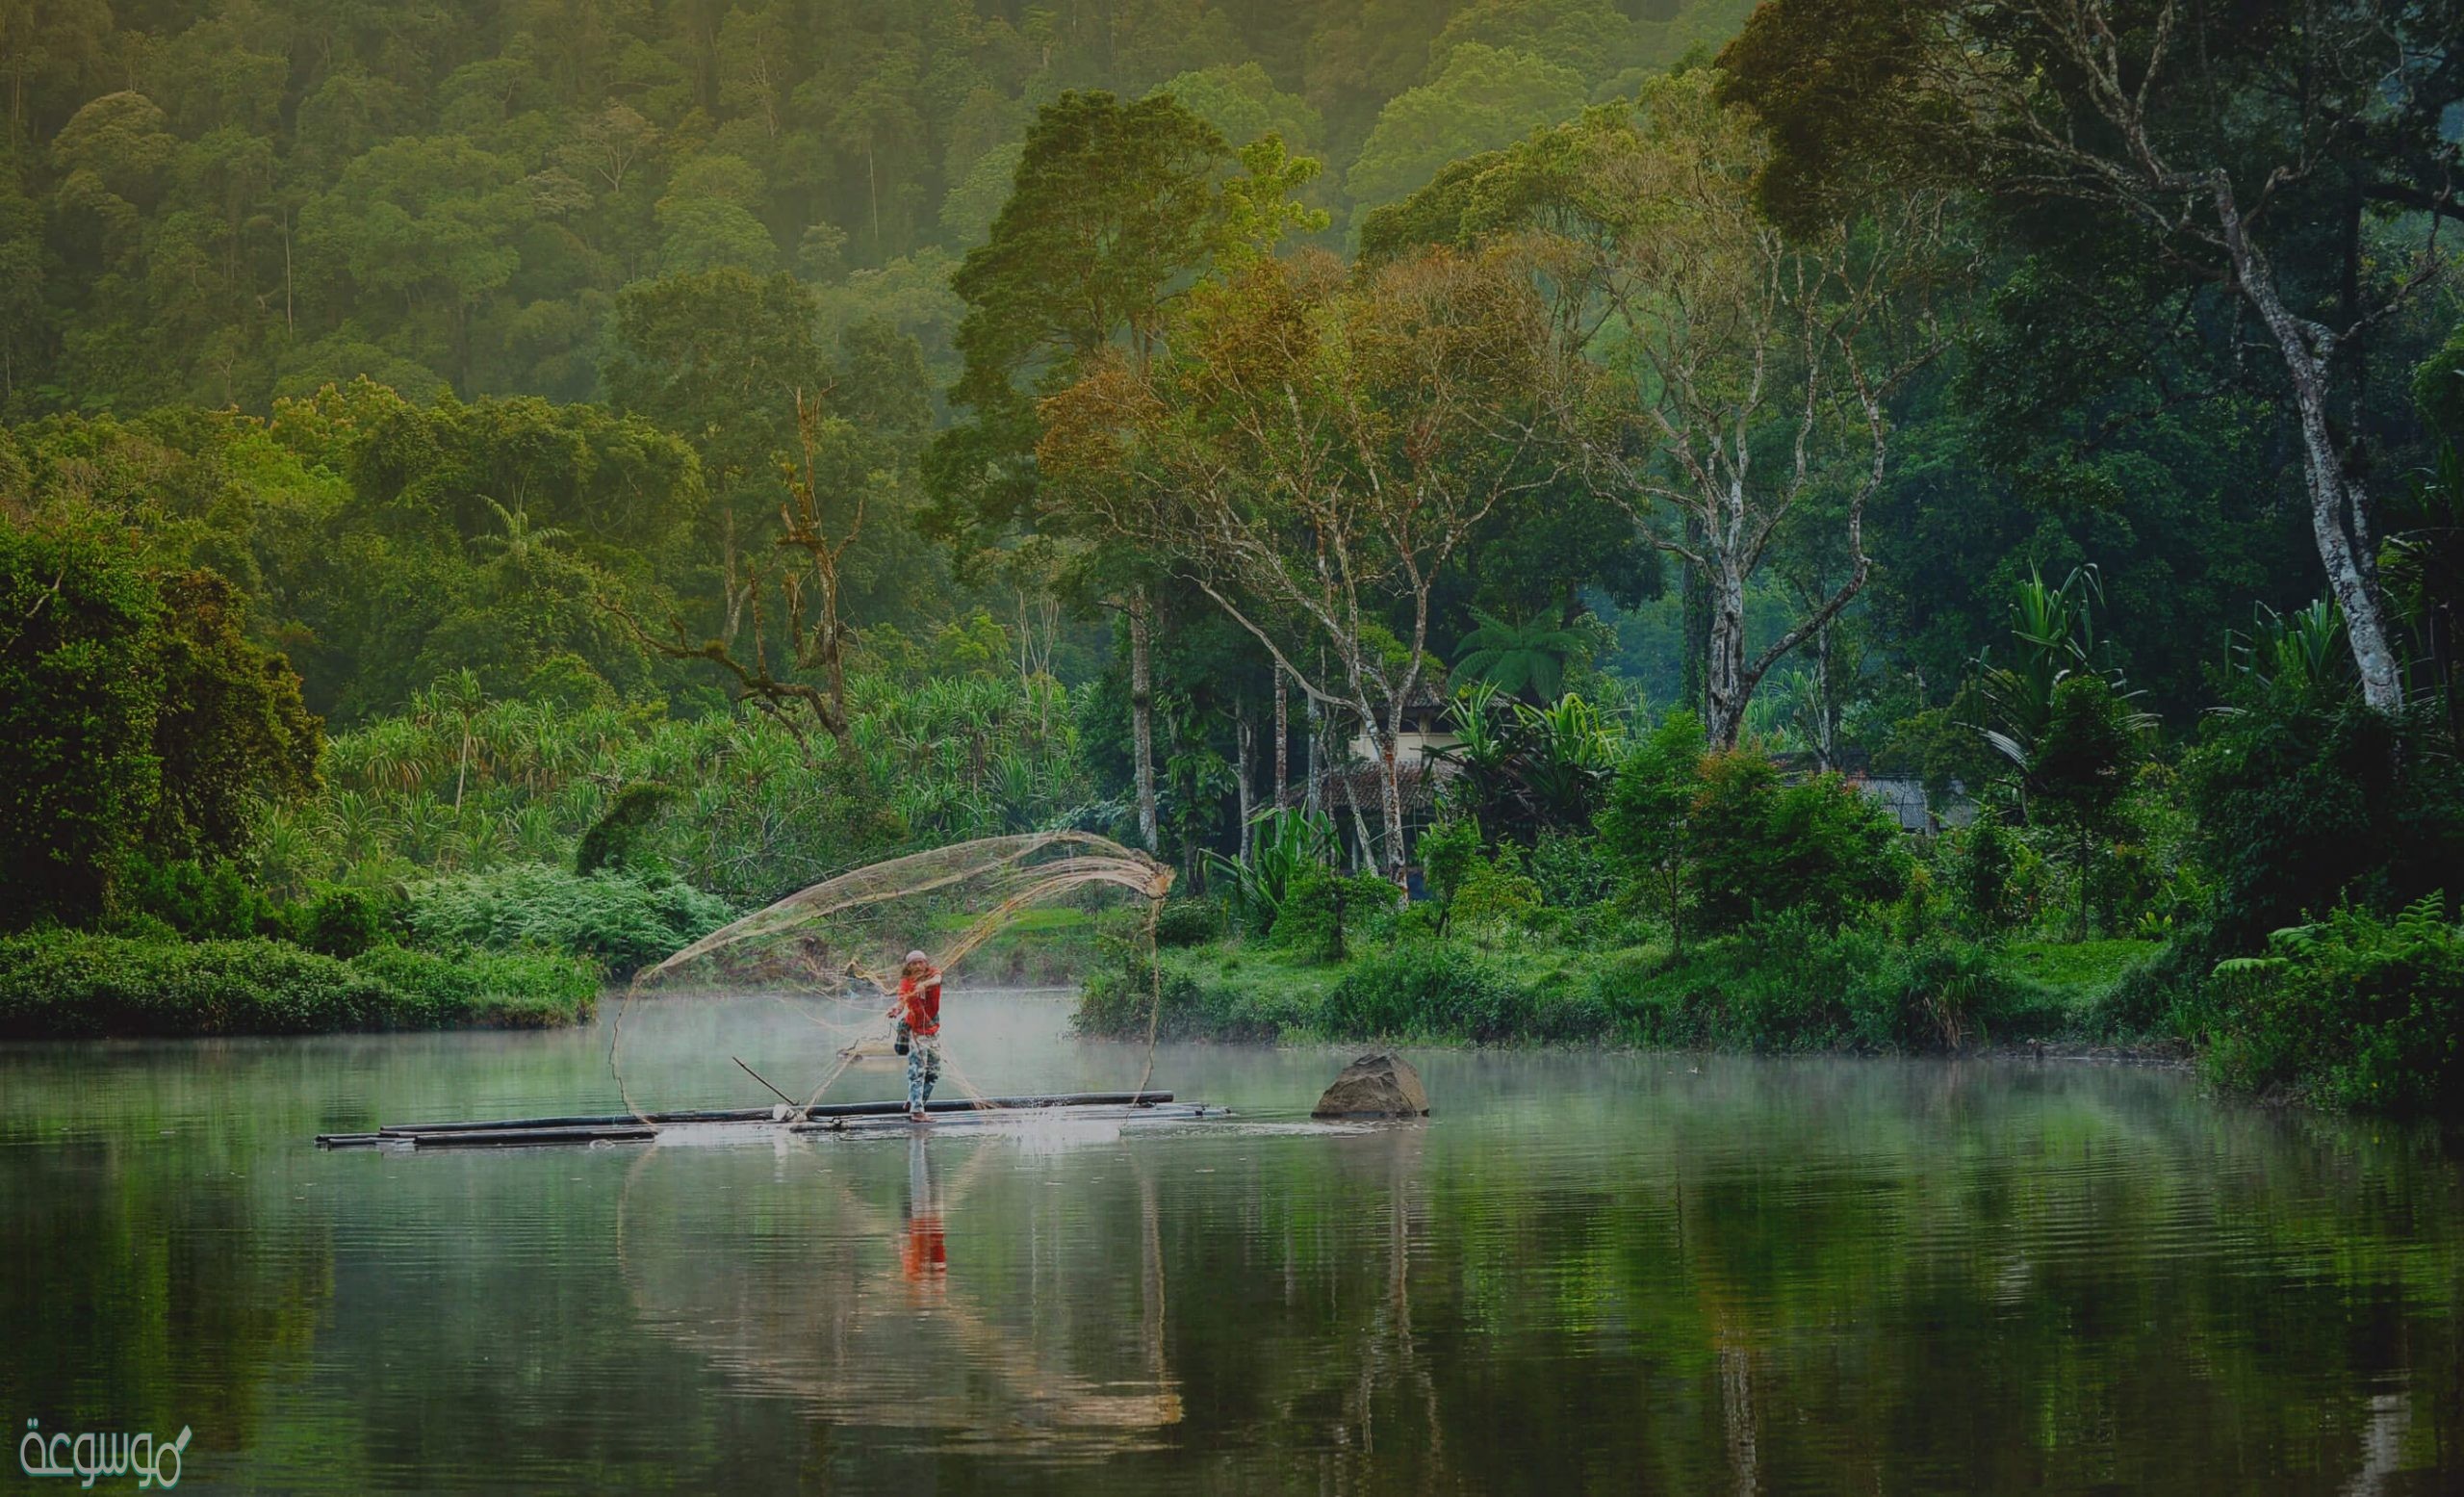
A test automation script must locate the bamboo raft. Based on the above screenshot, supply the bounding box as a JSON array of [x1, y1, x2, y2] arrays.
[[315, 1090, 1210, 1149]]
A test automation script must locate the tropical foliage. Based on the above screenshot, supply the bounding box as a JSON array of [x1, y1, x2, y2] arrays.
[[9, 1, 2464, 1112]]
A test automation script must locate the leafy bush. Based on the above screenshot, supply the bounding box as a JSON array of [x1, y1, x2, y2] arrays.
[[1689, 753, 1912, 932], [0, 931, 594, 1037], [1207, 808, 1339, 935], [1590, 914, 2033, 1053], [1151, 895, 1223, 948], [1321, 942, 1608, 1044], [1946, 819, 2024, 935], [1597, 711, 1705, 944], [349, 944, 601, 1028], [114, 855, 292, 941], [2202, 894, 2464, 1114], [1447, 843, 1542, 931], [1269, 864, 1399, 962], [1075, 954, 1318, 1041], [575, 784, 676, 876], [2084, 940, 2207, 1041], [294, 886, 398, 958], [1417, 817, 1482, 910], [402, 864, 732, 975], [2183, 696, 2464, 952], [1529, 830, 1616, 908]]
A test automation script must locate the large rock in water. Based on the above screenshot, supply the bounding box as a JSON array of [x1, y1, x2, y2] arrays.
[[1312, 1051, 1430, 1119]]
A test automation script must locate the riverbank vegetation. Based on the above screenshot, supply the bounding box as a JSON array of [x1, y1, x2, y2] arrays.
[[2, 1, 2460, 1110]]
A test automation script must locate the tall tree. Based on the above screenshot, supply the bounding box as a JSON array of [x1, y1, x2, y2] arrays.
[[1377, 74, 1952, 746], [1040, 247, 1560, 879], [924, 90, 1238, 854], [1719, 0, 2464, 712]]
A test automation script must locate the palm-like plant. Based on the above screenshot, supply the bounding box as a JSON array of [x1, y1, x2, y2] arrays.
[[1450, 608, 1592, 702], [1973, 565, 2105, 767], [2229, 597, 2351, 697], [1969, 567, 2153, 935], [1431, 684, 1625, 839], [1509, 693, 1622, 829], [1205, 808, 1338, 935], [470, 495, 574, 566]]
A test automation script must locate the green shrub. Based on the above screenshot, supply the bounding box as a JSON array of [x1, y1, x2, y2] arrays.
[[575, 784, 675, 877], [2203, 895, 2464, 1114], [1151, 895, 1223, 947], [1948, 819, 2023, 935], [2183, 696, 2464, 951], [114, 855, 291, 941], [349, 944, 600, 1028], [1270, 865, 1397, 962], [1528, 830, 1616, 909], [402, 864, 732, 975], [1417, 817, 1482, 910], [1586, 914, 2031, 1054], [295, 886, 397, 958], [1075, 953, 1316, 1041], [0, 931, 595, 1037], [1322, 942, 1608, 1044], [1448, 843, 1541, 931], [1207, 809, 1340, 935], [1691, 756, 1912, 932]]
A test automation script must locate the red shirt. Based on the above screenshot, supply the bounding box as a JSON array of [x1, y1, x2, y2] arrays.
[[898, 972, 942, 1036], [902, 1215, 947, 1281]]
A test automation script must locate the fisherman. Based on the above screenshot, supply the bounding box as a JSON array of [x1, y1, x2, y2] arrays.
[[888, 949, 943, 1121]]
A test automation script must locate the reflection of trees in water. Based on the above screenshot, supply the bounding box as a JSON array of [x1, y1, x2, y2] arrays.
[[1139, 1064, 2464, 1492], [0, 1065, 337, 1460], [614, 1135, 1182, 1452]]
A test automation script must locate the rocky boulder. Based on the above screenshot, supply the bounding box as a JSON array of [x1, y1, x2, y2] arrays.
[[1311, 1051, 1430, 1119]]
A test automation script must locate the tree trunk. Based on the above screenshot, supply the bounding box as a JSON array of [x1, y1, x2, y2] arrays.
[[2215, 179, 2404, 711], [1273, 667, 1289, 806], [1681, 525, 1712, 717], [1703, 555, 1751, 748], [1812, 618, 1837, 772], [866, 145, 881, 247], [1341, 748, 1376, 873], [1128, 589, 1159, 854], [1304, 690, 1322, 817], [1235, 709, 1254, 864], [1375, 736, 1408, 884]]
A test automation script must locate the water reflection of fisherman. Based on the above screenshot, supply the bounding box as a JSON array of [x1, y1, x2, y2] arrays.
[[901, 1135, 947, 1295]]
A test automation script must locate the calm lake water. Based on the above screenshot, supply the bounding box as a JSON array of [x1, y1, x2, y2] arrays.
[[4, 991, 2460, 1493]]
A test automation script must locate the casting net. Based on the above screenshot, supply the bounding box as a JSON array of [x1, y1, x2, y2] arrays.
[[609, 832, 1173, 1123]]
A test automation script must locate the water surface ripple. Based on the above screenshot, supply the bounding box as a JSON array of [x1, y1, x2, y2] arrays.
[[3, 993, 2459, 1493]]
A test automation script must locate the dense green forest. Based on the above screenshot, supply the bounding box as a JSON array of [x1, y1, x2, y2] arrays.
[[0, 0, 1752, 411], [4, 0, 2462, 1115]]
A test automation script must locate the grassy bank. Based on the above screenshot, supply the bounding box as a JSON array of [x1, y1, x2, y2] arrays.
[[1079, 924, 2160, 1054], [0, 930, 598, 1038]]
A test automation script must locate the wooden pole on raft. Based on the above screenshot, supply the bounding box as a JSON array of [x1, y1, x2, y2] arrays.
[[733, 1055, 801, 1109]]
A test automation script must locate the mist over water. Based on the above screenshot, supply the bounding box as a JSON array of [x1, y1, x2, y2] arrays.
[[4, 994, 2460, 1493]]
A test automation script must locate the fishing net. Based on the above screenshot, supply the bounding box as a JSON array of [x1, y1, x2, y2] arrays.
[[609, 832, 1173, 1123]]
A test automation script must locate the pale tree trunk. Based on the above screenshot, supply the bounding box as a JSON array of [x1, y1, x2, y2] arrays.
[[1345, 785, 1377, 872], [1812, 618, 1839, 771], [1373, 715, 1408, 882], [1703, 553, 1751, 747], [1127, 589, 1159, 854], [1303, 690, 1322, 817], [2214, 182, 2404, 711], [1235, 709, 1254, 863], [1273, 667, 1289, 806]]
